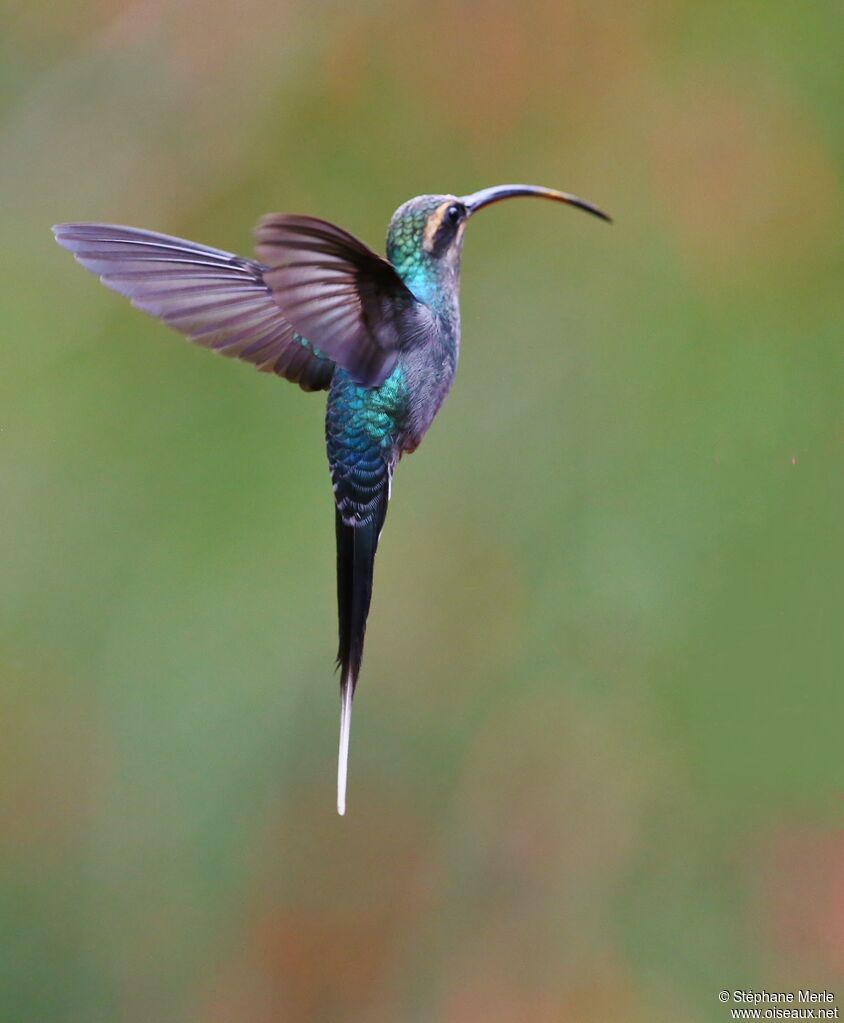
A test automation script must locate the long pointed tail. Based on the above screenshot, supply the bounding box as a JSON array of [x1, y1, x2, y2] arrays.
[[337, 671, 353, 815], [335, 507, 385, 815]]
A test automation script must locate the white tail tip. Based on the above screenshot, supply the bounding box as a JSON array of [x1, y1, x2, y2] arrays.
[[337, 681, 353, 816]]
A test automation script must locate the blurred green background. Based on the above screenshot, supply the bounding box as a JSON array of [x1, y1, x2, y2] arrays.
[[2, 1, 843, 1020]]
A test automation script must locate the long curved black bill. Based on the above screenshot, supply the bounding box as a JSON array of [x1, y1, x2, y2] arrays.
[[461, 184, 611, 223]]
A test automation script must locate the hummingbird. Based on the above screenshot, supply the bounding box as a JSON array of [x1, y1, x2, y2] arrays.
[[52, 184, 610, 814]]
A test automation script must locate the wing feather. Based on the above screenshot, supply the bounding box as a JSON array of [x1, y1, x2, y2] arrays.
[[52, 223, 335, 392], [255, 214, 432, 389]]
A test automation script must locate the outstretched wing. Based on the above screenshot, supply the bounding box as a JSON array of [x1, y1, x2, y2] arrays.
[[255, 214, 432, 389], [52, 223, 335, 391]]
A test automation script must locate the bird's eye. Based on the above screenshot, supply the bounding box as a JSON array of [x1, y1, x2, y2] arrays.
[[445, 204, 463, 225]]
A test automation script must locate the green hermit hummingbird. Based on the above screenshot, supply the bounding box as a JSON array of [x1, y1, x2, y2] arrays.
[[52, 184, 610, 813]]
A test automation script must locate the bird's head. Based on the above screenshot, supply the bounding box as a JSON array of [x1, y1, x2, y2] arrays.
[[386, 184, 610, 308]]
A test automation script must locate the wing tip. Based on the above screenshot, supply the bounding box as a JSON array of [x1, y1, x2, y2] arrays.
[[52, 222, 99, 237], [52, 223, 77, 250], [52, 222, 106, 254]]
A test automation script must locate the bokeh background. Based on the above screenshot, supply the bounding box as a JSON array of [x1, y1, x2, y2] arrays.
[[2, 1, 843, 1020]]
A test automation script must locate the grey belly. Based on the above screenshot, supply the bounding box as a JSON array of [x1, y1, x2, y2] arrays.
[[400, 349, 457, 453]]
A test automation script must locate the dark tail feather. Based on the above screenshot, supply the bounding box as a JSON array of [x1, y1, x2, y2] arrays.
[[335, 504, 386, 815]]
